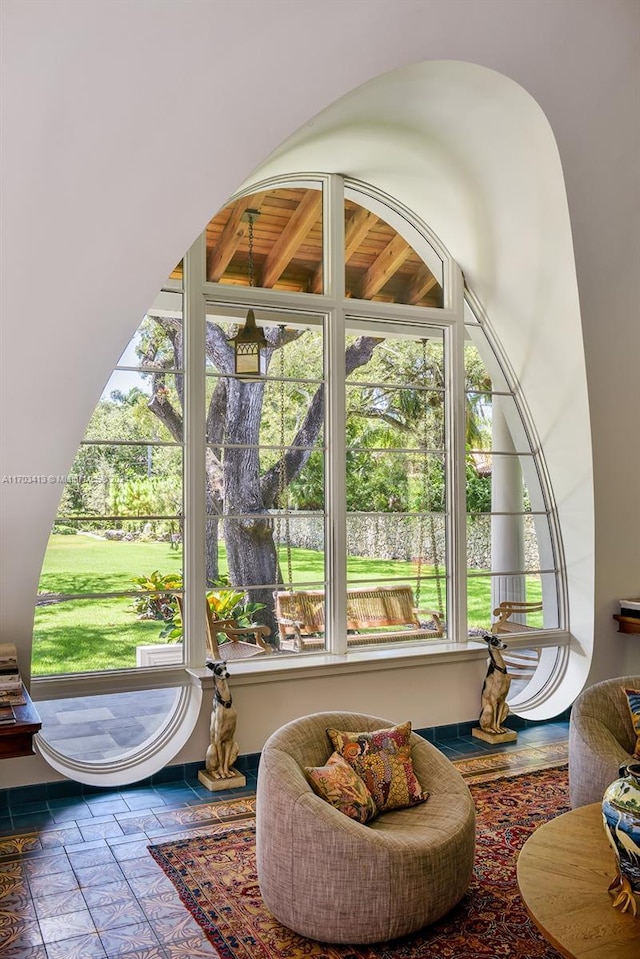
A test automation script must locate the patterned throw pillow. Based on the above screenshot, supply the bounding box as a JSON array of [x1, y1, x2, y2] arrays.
[[622, 687, 640, 759], [304, 752, 378, 824], [327, 721, 429, 813]]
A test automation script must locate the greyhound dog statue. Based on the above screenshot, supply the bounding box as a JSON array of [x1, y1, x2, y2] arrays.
[[478, 631, 512, 735], [205, 661, 239, 779]]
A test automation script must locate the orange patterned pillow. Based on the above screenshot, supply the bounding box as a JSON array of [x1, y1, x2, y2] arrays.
[[304, 751, 378, 824], [327, 721, 429, 813]]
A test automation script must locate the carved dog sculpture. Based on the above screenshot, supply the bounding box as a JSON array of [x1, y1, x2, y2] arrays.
[[478, 631, 512, 734], [205, 661, 239, 779]]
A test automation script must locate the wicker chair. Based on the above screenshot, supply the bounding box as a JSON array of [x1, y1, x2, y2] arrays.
[[256, 711, 475, 944], [568, 675, 640, 808]]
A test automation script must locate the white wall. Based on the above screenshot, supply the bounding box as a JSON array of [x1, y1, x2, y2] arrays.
[[1, 0, 638, 789]]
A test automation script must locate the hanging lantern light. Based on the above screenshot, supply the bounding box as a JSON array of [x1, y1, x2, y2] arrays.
[[229, 210, 267, 380]]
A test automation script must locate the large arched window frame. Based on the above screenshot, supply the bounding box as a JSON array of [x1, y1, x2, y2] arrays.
[[32, 173, 569, 786]]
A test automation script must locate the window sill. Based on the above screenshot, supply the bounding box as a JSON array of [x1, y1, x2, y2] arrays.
[[188, 630, 570, 689]]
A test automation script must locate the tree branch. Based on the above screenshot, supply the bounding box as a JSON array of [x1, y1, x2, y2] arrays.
[[261, 336, 382, 506]]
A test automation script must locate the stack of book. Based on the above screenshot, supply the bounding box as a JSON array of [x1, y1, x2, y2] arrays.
[[614, 599, 640, 635], [619, 599, 640, 621], [0, 643, 25, 714]]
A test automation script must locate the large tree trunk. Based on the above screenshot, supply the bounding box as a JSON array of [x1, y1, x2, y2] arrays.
[[222, 379, 280, 638]]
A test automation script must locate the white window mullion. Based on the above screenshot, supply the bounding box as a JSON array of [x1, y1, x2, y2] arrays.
[[446, 262, 467, 640], [325, 175, 347, 654], [183, 235, 207, 666]]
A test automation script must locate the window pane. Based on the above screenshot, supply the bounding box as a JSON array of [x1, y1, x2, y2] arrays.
[[115, 293, 184, 370], [203, 307, 326, 648], [467, 571, 559, 632], [56, 445, 182, 519], [345, 326, 447, 648], [33, 592, 183, 676], [205, 184, 324, 293], [87, 375, 184, 443], [344, 195, 444, 305], [36, 688, 182, 762], [466, 513, 552, 574]]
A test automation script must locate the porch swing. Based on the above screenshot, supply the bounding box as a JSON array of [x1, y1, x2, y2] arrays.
[[273, 336, 445, 650]]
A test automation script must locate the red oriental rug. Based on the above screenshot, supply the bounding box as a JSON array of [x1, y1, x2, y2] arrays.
[[148, 765, 569, 959]]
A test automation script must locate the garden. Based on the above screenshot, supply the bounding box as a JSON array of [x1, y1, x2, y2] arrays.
[[32, 533, 541, 675]]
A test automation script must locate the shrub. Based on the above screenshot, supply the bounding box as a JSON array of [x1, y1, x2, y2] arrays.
[[131, 570, 182, 622]]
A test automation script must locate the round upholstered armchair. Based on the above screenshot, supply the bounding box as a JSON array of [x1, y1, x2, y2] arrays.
[[568, 675, 640, 808], [256, 711, 476, 944]]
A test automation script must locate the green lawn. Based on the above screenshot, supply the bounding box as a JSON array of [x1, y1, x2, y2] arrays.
[[38, 536, 184, 594], [33, 534, 541, 675]]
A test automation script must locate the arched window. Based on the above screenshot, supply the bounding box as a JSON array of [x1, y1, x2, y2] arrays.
[[32, 174, 567, 784]]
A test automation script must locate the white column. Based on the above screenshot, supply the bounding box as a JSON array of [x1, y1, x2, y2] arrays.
[[491, 396, 525, 619]]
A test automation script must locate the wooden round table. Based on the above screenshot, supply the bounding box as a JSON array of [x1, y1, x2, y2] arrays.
[[517, 802, 639, 959]]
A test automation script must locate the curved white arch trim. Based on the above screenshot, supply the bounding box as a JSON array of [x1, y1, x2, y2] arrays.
[[34, 683, 203, 788]]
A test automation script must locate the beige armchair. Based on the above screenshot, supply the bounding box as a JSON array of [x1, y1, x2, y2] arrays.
[[256, 711, 476, 944], [568, 675, 640, 808]]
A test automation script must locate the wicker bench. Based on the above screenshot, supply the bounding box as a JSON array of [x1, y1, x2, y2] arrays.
[[274, 584, 444, 651]]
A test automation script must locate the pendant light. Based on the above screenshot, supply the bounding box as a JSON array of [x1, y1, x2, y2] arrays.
[[229, 210, 267, 379]]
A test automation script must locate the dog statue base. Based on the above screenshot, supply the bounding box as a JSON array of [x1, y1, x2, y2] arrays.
[[198, 767, 246, 792], [471, 726, 517, 744]]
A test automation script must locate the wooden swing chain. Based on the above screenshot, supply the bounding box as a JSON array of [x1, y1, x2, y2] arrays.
[[277, 327, 294, 589], [415, 339, 427, 609]]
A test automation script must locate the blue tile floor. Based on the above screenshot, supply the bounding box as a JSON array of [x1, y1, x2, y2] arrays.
[[0, 720, 569, 959]]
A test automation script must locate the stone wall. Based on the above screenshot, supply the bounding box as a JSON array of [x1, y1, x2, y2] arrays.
[[275, 512, 541, 569]]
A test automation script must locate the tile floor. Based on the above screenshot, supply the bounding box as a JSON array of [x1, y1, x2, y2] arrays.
[[0, 720, 569, 959]]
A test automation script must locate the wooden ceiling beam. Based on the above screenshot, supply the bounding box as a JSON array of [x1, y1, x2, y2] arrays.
[[345, 206, 379, 261], [405, 265, 439, 304], [356, 233, 412, 300], [206, 192, 267, 282], [261, 190, 322, 289], [310, 204, 379, 294]]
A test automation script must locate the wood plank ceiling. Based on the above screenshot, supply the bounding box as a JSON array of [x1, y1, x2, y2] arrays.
[[174, 187, 443, 307]]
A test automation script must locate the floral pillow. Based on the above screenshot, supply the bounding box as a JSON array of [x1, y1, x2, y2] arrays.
[[304, 751, 378, 824], [622, 687, 640, 759], [327, 721, 429, 813]]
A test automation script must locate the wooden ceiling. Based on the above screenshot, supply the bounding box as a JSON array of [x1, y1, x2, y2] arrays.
[[173, 187, 443, 307]]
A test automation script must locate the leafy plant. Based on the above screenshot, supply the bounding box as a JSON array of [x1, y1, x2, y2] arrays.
[[131, 570, 182, 622], [148, 575, 266, 643]]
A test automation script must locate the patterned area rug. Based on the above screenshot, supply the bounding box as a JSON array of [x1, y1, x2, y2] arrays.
[[453, 740, 568, 782], [148, 765, 569, 959]]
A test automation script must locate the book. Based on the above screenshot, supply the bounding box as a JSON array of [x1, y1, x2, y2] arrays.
[[0, 691, 26, 707], [0, 674, 23, 694], [0, 705, 16, 725], [619, 599, 640, 619]]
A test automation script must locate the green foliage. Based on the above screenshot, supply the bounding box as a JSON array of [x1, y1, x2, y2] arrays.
[[131, 570, 182, 621], [287, 450, 324, 510], [156, 576, 266, 643], [56, 382, 183, 523], [109, 475, 181, 535], [52, 524, 78, 535], [465, 460, 492, 513]]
